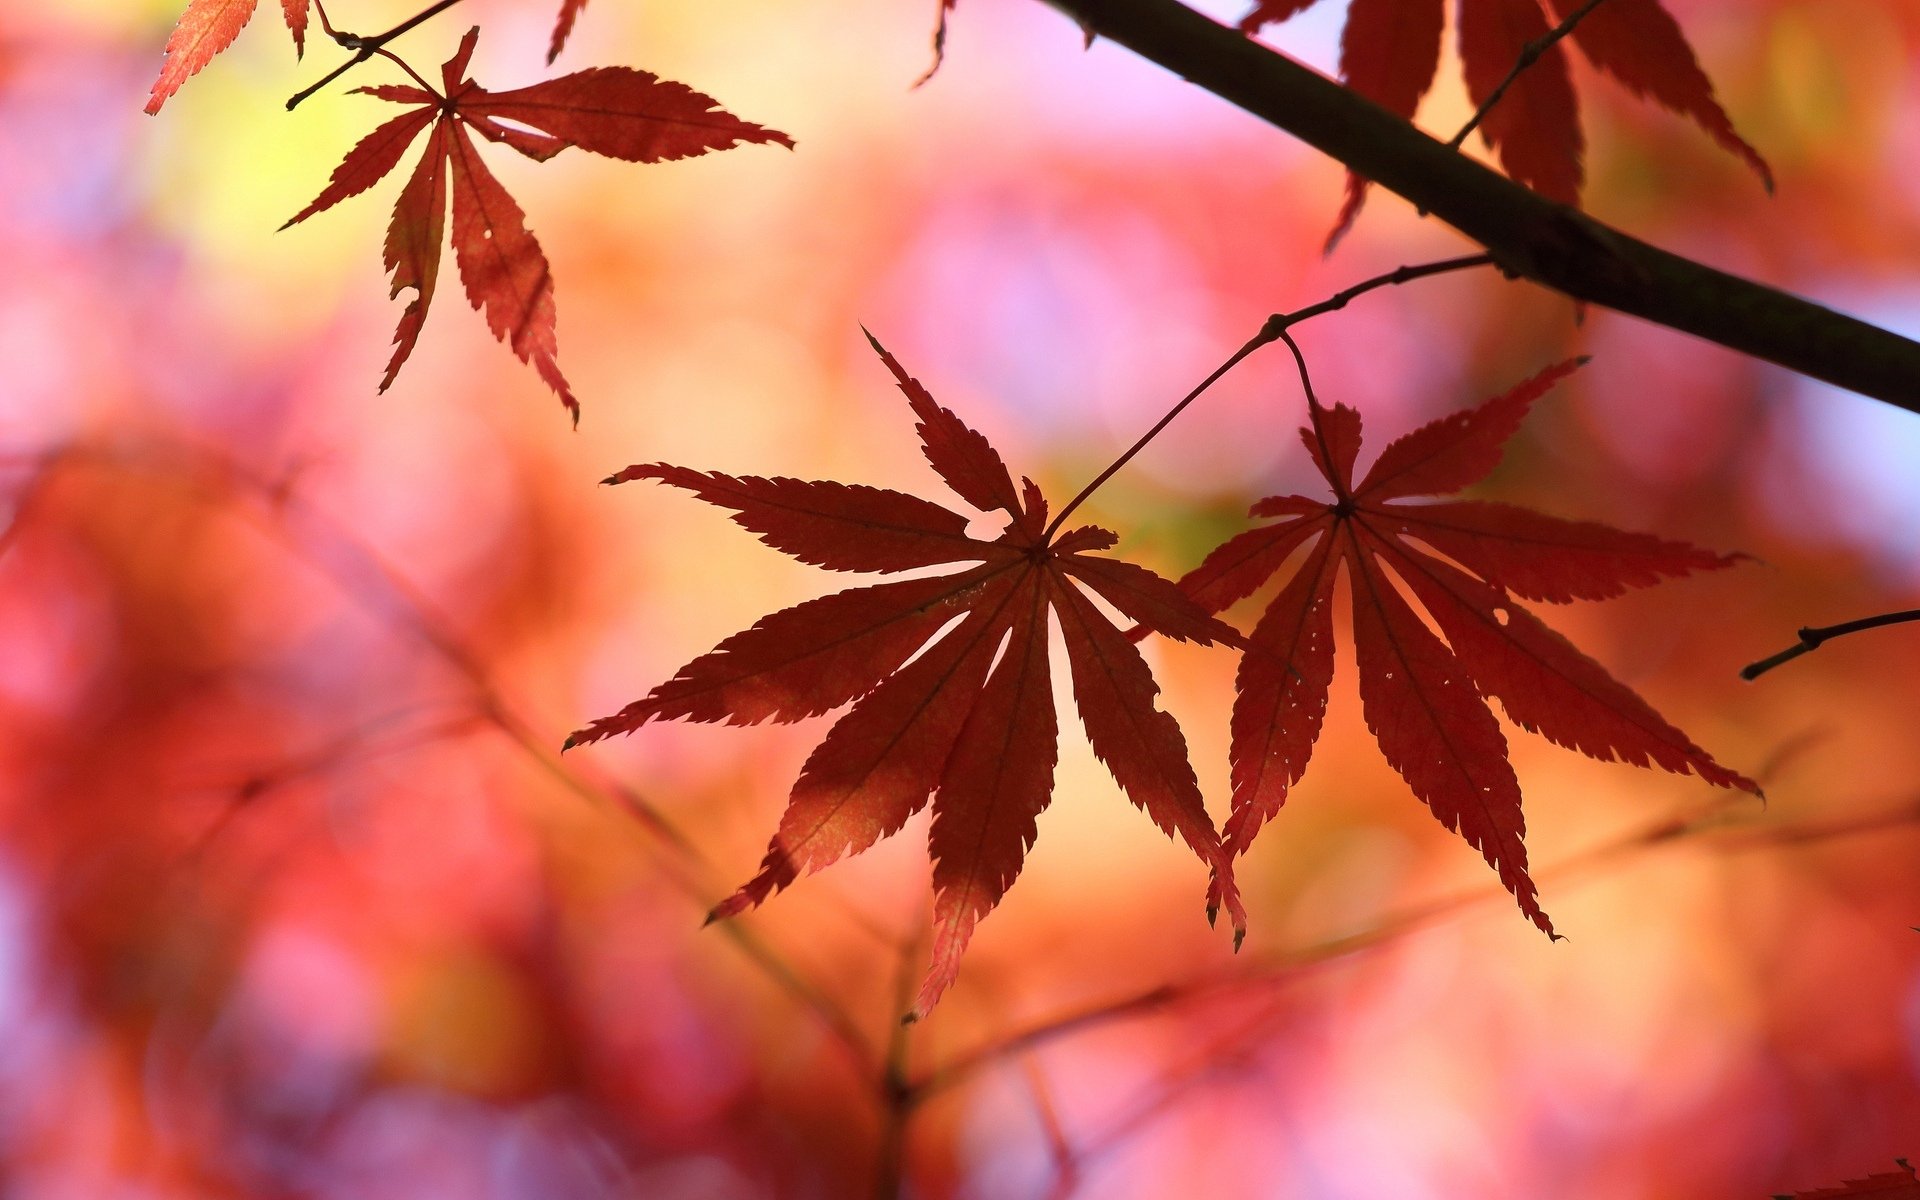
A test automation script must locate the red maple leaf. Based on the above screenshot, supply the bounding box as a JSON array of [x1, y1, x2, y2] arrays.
[[1241, 0, 1772, 245], [1178, 358, 1757, 934], [1778, 1160, 1920, 1200], [549, 0, 590, 63], [145, 0, 312, 114], [567, 333, 1247, 1017], [281, 28, 792, 423]]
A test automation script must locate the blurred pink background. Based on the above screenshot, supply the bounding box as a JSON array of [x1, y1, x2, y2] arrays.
[[1, 0, 1918, 1196]]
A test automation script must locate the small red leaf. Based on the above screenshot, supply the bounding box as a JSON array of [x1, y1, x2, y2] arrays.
[[570, 566, 1012, 744], [576, 340, 1240, 1013], [282, 0, 309, 57], [1458, 0, 1583, 203], [354, 83, 437, 105], [445, 124, 576, 421], [918, 588, 1057, 1017], [866, 330, 1025, 520], [1354, 359, 1583, 501], [1375, 528, 1750, 789], [550, 0, 590, 63], [608, 465, 985, 573], [1053, 576, 1243, 938], [1223, 536, 1337, 853], [286, 32, 787, 416], [1777, 1159, 1920, 1200], [1064, 554, 1242, 645], [1186, 361, 1753, 935], [1238, 0, 1325, 34], [1548, 0, 1773, 191], [381, 120, 451, 392], [1347, 535, 1551, 934], [1323, 0, 1447, 248], [1245, 0, 1766, 232], [282, 108, 437, 230], [1383, 500, 1741, 603], [465, 69, 796, 163], [712, 591, 1019, 920], [443, 26, 480, 94], [145, 0, 259, 115], [1177, 516, 1327, 615], [1301, 402, 1365, 494]]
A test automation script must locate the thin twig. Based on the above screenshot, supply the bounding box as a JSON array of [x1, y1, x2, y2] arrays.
[[7, 442, 879, 1078], [1051, 991, 1293, 1181], [910, 790, 1781, 1098], [1742, 608, 1920, 680], [1022, 1058, 1079, 1199], [184, 708, 482, 858], [873, 929, 923, 1200], [371, 46, 441, 98], [287, 0, 468, 109], [1044, 331, 1273, 539], [1449, 0, 1610, 150], [1042, 254, 1496, 539]]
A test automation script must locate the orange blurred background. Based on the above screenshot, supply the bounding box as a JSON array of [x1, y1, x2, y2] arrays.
[[2, 1, 1919, 1196]]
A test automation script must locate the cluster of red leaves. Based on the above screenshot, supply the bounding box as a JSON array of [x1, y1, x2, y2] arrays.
[[1779, 1160, 1920, 1200], [1177, 358, 1756, 933], [145, 4, 788, 421], [280, 29, 790, 422], [568, 335, 1250, 1018], [1237, 0, 1772, 243], [569, 342, 1754, 1012], [146, 0, 594, 115]]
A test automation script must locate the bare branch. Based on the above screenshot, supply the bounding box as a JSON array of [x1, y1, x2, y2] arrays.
[[1743, 608, 1920, 680]]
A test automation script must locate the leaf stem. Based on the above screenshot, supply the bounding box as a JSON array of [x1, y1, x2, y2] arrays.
[[1277, 327, 1348, 505], [1448, 0, 1610, 150], [372, 46, 441, 98], [1741, 608, 1920, 680], [1043, 331, 1272, 540], [1042, 253, 1495, 539], [286, 0, 468, 109]]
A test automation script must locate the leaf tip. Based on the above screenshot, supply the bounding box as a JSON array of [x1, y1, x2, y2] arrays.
[[560, 733, 579, 752]]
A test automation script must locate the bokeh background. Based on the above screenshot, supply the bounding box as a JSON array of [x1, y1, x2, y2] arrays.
[[3, 0, 1920, 1196]]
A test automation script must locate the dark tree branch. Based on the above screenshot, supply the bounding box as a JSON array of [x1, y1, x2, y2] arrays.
[[1742, 608, 1920, 680], [1039, 0, 1920, 411], [286, 0, 467, 109]]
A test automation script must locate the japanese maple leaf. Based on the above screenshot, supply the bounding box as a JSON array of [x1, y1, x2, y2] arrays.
[[1178, 358, 1756, 934], [1778, 1160, 1920, 1200], [1241, 0, 1771, 246], [567, 333, 1246, 1017], [145, 0, 311, 114], [281, 28, 792, 423], [550, 0, 590, 63]]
